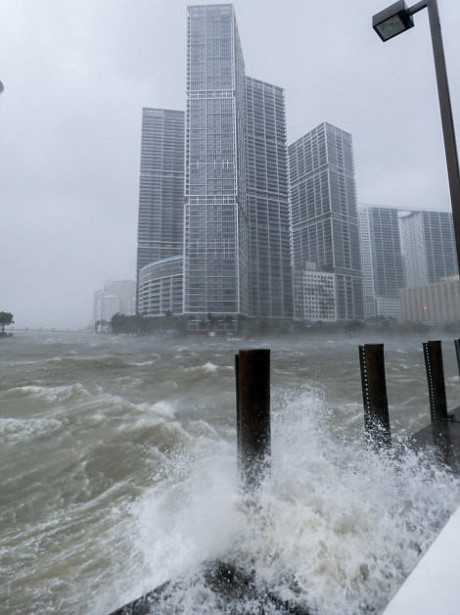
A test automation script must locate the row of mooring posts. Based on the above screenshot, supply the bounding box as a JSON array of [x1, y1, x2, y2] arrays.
[[234, 340, 460, 490], [359, 339, 460, 450], [106, 340, 460, 615]]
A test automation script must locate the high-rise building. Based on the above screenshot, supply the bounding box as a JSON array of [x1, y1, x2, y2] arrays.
[[359, 205, 404, 319], [289, 122, 363, 320], [399, 209, 458, 288], [135, 5, 294, 328], [136, 108, 185, 276], [184, 4, 249, 330], [245, 76, 292, 318]]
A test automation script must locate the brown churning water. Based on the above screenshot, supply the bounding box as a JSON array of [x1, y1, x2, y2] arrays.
[[1, 331, 459, 614]]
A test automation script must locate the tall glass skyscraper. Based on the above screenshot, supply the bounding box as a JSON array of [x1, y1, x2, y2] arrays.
[[136, 5, 294, 326], [399, 209, 458, 288], [359, 205, 404, 319], [184, 4, 249, 328], [245, 76, 293, 318], [289, 122, 363, 320], [136, 108, 185, 275]]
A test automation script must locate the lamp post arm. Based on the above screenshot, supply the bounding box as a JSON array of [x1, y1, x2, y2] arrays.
[[408, 1, 428, 16], [425, 0, 460, 276]]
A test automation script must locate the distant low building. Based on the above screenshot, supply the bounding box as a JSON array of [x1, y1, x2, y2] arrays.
[[400, 275, 460, 325], [93, 280, 136, 325]]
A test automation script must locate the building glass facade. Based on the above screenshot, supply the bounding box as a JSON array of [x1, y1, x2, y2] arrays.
[[293, 268, 336, 322], [399, 210, 458, 288], [401, 275, 460, 324], [136, 109, 185, 276], [245, 76, 293, 318], [359, 205, 404, 319], [138, 257, 183, 317], [135, 5, 297, 327], [184, 4, 248, 328], [289, 123, 363, 319]]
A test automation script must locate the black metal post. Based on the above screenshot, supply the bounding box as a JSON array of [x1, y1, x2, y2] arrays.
[[423, 340, 449, 421], [236, 349, 271, 490], [234, 353, 241, 473], [425, 0, 460, 277], [359, 344, 391, 446], [454, 339, 460, 378]]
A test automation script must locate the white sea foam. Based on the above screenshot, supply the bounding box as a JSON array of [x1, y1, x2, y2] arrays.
[[128, 354, 161, 366], [0, 416, 62, 441], [125, 400, 179, 421], [149, 400, 179, 418], [3, 383, 90, 403], [125, 389, 460, 615], [185, 362, 220, 374], [202, 362, 219, 373]]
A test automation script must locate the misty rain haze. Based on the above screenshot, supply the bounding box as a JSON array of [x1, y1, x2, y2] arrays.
[[1, 0, 459, 328], [1, 2, 460, 615]]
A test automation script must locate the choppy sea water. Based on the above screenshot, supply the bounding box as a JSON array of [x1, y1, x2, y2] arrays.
[[1, 330, 460, 615]]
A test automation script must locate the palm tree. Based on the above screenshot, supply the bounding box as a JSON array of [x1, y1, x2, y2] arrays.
[[0, 312, 14, 335]]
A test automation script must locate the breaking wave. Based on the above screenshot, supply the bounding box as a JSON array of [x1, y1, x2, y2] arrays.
[[3, 332, 460, 615], [110, 389, 460, 615]]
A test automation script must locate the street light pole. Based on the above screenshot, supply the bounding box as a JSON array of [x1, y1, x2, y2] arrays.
[[373, 0, 460, 275], [424, 0, 460, 276]]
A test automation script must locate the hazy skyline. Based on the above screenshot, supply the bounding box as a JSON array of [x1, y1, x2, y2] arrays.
[[1, 0, 459, 329]]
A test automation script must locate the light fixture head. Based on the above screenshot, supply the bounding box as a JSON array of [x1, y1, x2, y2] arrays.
[[373, 1, 414, 41]]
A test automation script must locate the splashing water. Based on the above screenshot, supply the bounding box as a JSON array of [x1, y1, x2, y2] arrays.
[[1, 332, 459, 615], [118, 389, 460, 615]]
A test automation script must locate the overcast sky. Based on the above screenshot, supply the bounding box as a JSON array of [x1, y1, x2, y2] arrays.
[[1, 0, 459, 329]]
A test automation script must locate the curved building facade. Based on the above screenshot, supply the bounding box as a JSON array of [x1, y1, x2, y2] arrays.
[[138, 256, 183, 317]]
